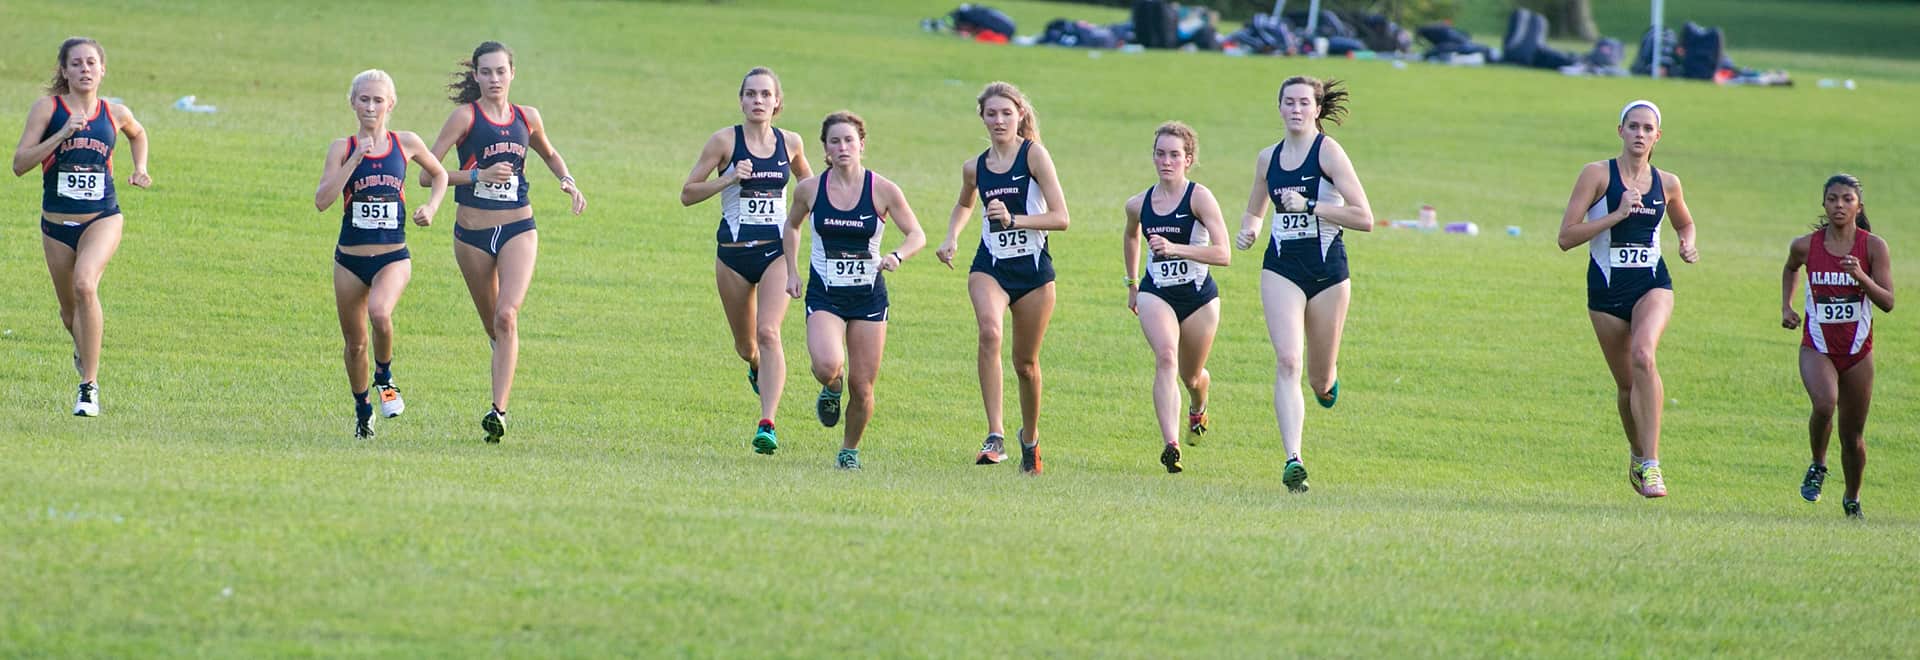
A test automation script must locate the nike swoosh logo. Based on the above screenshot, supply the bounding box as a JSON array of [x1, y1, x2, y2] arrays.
[[865, 312, 884, 318], [859, 214, 874, 220], [1175, 213, 1189, 218], [1011, 176, 1026, 181], [1652, 200, 1665, 205], [763, 250, 779, 258], [777, 161, 788, 166]]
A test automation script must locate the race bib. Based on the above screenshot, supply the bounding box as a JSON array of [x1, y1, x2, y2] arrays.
[[56, 164, 106, 201], [475, 174, 520, 202], [822, 250, 878, 288], [986, 227, 1042, 259], [1813, 296, 1865, 325], [1272, 212, 1316, 241], [1148, 256, 1206, 287], [350, 194, 401, 230], [738, 190, 785, 226], [1609, 244, 1657, 269]]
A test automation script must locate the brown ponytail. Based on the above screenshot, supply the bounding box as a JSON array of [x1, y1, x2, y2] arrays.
[[447, 41, 513, 104], [1278, 76, 1350, 133]]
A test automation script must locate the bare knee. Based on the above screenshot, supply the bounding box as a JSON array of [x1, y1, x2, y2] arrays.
[[1153, 347, 1178, 373], [1013, 357, 1041, 383], [1181, 368, 1207, 392], [70, 277, 100, 303], [492, 306, 519, 337], [755, 325, 781, 350], [812, 361, 842, 385], [1629, 345, 1657, 375], [1275, 352, 1303, 378], [1809, 397, 1837, 420], [976, 321, 1002, 351], [343, 336, 369, 358], [369, 310, 395, 333]]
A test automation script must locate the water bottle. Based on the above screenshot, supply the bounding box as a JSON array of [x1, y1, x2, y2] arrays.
[[1444, 222, 1479, 236]]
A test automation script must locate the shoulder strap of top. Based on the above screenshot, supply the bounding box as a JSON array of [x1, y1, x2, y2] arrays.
[[976, 150, 990, 178], [1181, 181, 1196, 208], [774, 126, 787, 159]]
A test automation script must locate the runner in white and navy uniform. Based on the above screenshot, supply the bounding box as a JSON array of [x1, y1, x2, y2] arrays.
[[680, 67, 814, 455], [12, 37, 151, 417], [1234, 76, 1375, 493], [782, 111, 927, 471], [1556, 100, 1700, 499], [425, 41, 588, 444], [934, 82, 1071, 474], [314, 70, 449, 439], [1779, 174, 1893, 518], [1123, 122, 1230, 474]]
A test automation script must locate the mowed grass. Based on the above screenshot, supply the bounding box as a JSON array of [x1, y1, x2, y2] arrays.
[[3, 0, 1918, 655]]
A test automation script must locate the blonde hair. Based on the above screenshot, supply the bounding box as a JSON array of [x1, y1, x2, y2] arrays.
[[349, 69, 396, 103], [976, 81, 1040, 143], [1153, 121, 1198, 166]]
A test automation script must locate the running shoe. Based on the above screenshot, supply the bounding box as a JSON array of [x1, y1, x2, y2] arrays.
[[976, 434, 1006, 465], [1633, 463, 1668, 498], [752, 420, 778, 455], [354, 404, 375, 439], [1283, 458, 1310, 493], [1316, 381, 1339, 409], [482, 408, 507, 444], [836, 448, 862, 470], [1160, 443, 1183, 473], [1800, 463, 1828, 503], [376, 383, 406, 418], [1843, 499, 1863, 519], [1187, 409, 1210, 443], [748, 366, 759, 395], [1019, 438, 1042, 475], [72, 382, 99, 417], [816, 385, 842, 427]]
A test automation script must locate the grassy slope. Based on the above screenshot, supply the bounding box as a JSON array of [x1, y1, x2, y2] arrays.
[[2, 0, 1917, 655]]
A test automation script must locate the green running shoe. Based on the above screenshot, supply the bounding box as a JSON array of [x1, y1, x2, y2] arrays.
[[817, 385, 842, 427], [836, 448, 862, 470], [1316, 381, 1339, 409], [1800, 463, 1827, 502], [1843, 499, 1862, 519], [752, 420, 778, 455], [1283, 458, 1310, 493], [1160, 443, 1183, 474]]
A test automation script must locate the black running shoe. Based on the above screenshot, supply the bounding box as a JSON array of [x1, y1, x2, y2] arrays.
[[1160, 443, 1183, 474], [354, 404, 375, 439], [816, 385, 842, 427], [482, 408, 507, 443], [1800, 463, 1828, 502]]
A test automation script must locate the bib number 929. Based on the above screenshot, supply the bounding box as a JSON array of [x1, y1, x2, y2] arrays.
[[1814, 298, 1863, 324]]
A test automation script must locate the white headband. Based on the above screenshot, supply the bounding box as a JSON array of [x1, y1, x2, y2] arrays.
[[1620, 100, 1661, 125]]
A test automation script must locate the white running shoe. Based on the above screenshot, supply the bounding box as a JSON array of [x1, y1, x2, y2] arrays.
[[376, 383, 406, 418], [73, 382, 99, 417]]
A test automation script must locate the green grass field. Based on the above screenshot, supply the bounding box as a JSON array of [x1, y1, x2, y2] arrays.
[[4, 0, 1918, 655]]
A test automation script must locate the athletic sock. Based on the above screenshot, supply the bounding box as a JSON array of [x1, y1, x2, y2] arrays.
[[1641, 459, 1659, 469], [374, 361, 392, 386]]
